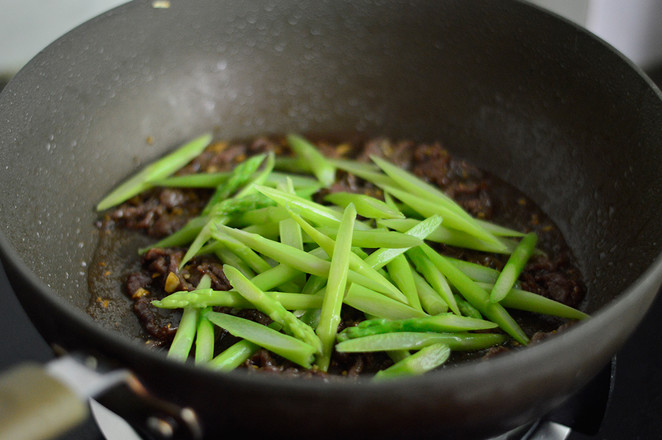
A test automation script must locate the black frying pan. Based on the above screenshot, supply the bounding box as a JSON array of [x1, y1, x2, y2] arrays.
[[1, 1, 662, 439]]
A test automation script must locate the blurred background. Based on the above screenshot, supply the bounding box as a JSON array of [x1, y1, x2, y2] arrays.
[[1, 0, 662, 79]]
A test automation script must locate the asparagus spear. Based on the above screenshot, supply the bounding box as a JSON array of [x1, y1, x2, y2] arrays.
[[255, 185, 344, 227], [342, 284, 427, 320], [287, 134, 336, 187], [234, 152, 276, 199], [478, 282, 589, 320], [420, 244, 529, 345], [370, 154, 468, 217], [406, 247, 460, 316], [284, 208, 408, 303], [385, 254, 422, 311], [143, 193, 275, 255], [202, 153, 267, 215], [207, 245, 255, 278], [153, 288, 323, 310], [277, 177, 306, 288], [209, 226, 273, 273], [208, 322, 282, 371], [336, 332, 507, 353], [364, 215, 443, 269], [205, 311, 316, 368], [167, 274, 212, 361], [167, 307, 198, 361], [489, 232, 538, 303], [208, 339, 260, 372], [97, 132, 213, 211], [323, 192, 404, 219], [215, 223, 399, 295], [379, 218, 515, 254], [370, 154, 504, 249], [315, 204, 356, 371], [374, 343, 451, 380], [411, 270, 449, 315], [140, 215, 209, 253], [329, 158, 393, 187], [379, 183, 505, 250], [229, 206, 290, 227], [445, 257, 501, 283], [317, 226, 423, 249], [223, 265, 323, 353], [194, 307, 215, 364], [242, 222, 281, 240], [151, 169, 319, 189], [178, 154, 276, 268], [337, 314, 498, 341], [454, 294, 483, 320]]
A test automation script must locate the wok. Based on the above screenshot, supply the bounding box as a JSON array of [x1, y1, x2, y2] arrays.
[[1, 0, 662, 439]]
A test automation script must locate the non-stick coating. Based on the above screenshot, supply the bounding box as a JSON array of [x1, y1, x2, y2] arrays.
[[1, 1, 662, 438]]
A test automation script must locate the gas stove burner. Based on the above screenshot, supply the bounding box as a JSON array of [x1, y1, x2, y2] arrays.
[[91, 399, 141, 440], [488, 357, 614, 440], [89, 360, 614, 440], [90, 404, 572, 440], [489, 421, 570, 440], [518, 422, 570, 440], [90, 407, 573, 440]]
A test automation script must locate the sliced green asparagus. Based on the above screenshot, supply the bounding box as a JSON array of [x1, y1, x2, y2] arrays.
[[336, 331, 507, 353], [97, 133, 213, 211], [205, 311, 316, 368], [100, 132, 591, 379], [202, 153, 267, 215], [287, 133, 336, 187], [315, 204, 355, 370], [386, 254, 422, 311], [323, 192, 404, 219], [167, 274, 212, 361], [342, 283, 427, 320], [374, 343, 451, 380], [364, 215, 443, 269], [337, 314, 498, 342], [223, 265, 322, 353], [406, 247, 460, 316], [208, 322, 282, 371], [489, 232, 538, 303], [153, 288, 323, 310], [420, 244, 529, 345]]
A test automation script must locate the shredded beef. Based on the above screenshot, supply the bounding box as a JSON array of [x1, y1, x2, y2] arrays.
[[108, 188, 206, 238], [133, 296, 178, 346], [519, 255, 585, 308]]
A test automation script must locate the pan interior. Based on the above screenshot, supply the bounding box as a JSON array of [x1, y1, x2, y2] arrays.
[[1, 0, 662, 348]]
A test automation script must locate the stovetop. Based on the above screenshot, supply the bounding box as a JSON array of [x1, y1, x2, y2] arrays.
[[1, 68, 662, 440]]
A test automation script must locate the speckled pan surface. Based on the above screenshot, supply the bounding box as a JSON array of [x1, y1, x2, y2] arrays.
[[1, 1, 662, 438]]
